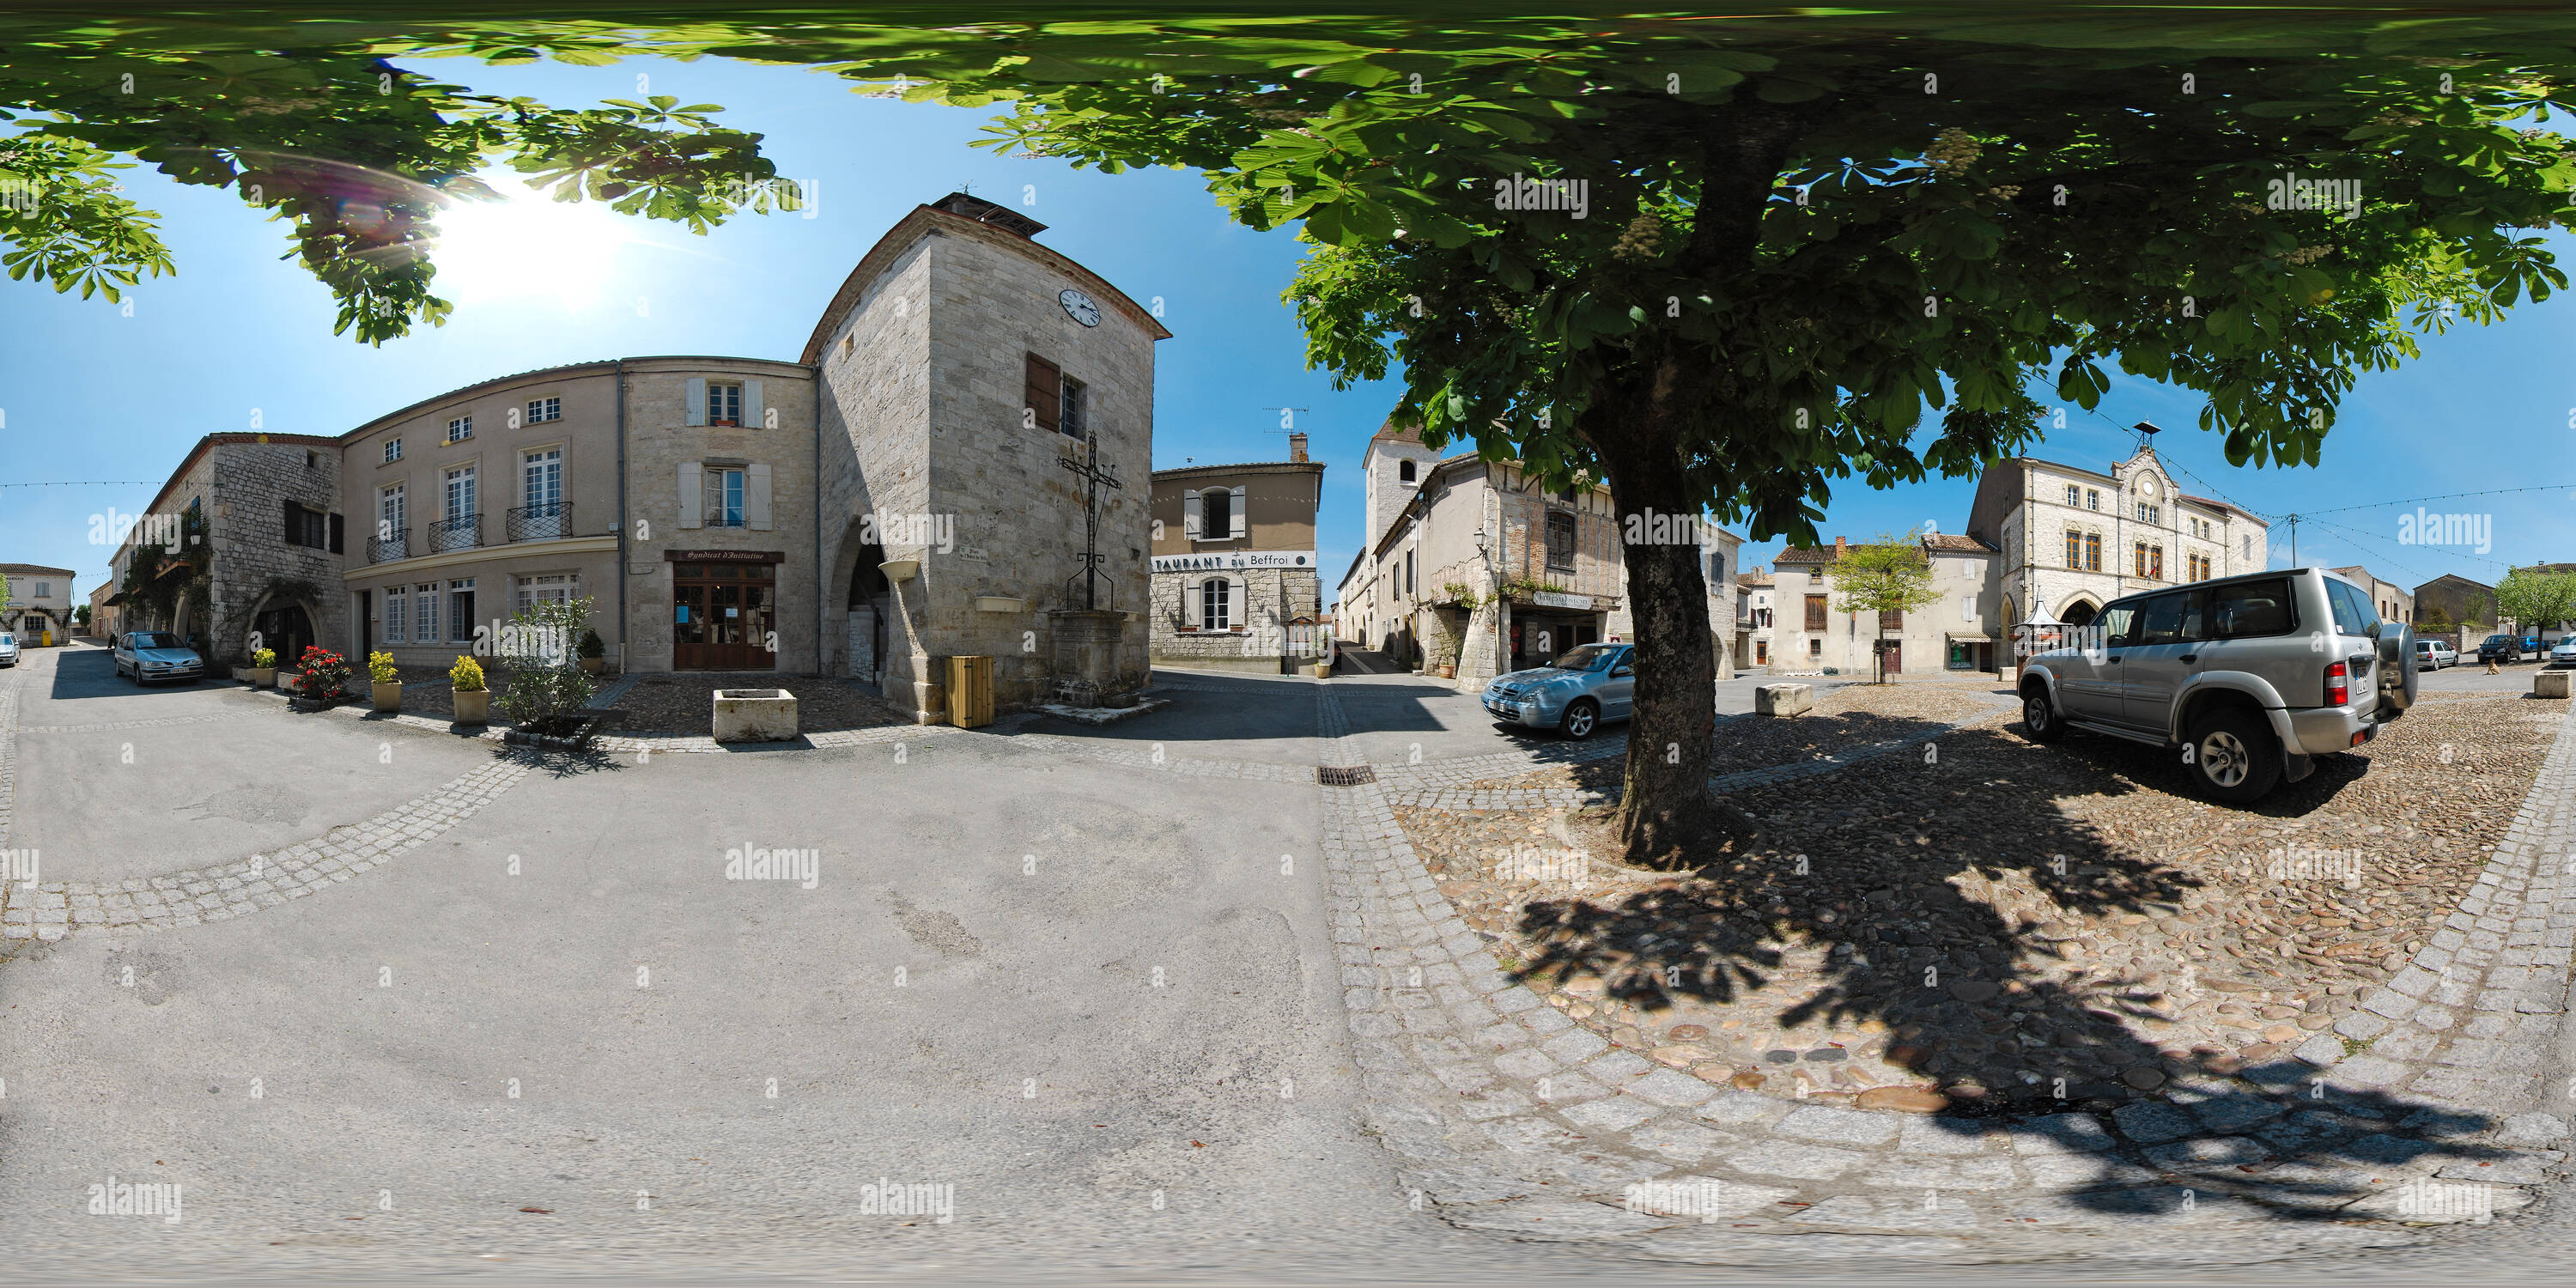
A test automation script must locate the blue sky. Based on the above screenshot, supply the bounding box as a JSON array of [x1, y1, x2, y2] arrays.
[[3, 52, 2570, 610]]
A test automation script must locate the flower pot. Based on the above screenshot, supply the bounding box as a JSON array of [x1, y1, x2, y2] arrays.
[[453, 689, 489, 725], [247, 667, 276, 688], [277, 670, 301, 691], [1436, 664, 1456, 679], [580, 657, 606, 676], [373, 680, 404, 713]]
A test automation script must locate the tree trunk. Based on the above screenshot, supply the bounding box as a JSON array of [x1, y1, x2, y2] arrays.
[[1589, 388, 1716, 869]]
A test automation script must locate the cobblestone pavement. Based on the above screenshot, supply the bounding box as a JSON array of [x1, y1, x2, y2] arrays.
[[1309, 678, 2576, 1262]]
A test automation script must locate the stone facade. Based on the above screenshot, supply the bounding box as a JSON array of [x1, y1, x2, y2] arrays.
[[1756, 535, 2001, 677], [1967, 447, 2269, 633], [112, 194, 1167, 720], [1149, 451, 1325, 673], [2415, 573, 2496, 633], [809, 195, 1166, 718], [2330, 565, 2415, 625]]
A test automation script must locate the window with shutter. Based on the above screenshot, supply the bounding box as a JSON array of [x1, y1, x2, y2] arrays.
[[1060, 376, 1088, 439], [1024, 354, 1062, 433], [1201, 488, 1232, 540], [1804, 594, 1828, 631], [1880, 608, 1903, 630]]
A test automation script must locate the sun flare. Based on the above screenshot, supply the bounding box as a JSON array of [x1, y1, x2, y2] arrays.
[[427, 177, 633, 309]]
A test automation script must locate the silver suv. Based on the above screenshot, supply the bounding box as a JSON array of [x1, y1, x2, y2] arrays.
[[2018, 568, 2416, 804]]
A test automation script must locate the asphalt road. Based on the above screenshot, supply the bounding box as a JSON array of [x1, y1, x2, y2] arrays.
[[8, 641, 2576, 1284]]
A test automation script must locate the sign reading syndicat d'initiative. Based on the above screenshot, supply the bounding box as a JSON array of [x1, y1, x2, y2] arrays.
[[1151, 550, 1315, 574]]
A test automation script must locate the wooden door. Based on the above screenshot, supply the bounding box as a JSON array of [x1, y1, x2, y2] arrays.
[[671, 562, 777, 670]]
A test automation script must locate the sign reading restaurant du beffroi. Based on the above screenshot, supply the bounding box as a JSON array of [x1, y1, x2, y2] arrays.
[[1151, 550, 1316, 574]]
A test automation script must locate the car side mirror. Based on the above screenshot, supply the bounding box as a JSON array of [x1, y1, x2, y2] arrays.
[[1612, 666, 1633, 677]]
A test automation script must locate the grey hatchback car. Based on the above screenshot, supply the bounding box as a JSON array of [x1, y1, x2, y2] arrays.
[[2018, 568, 2416, 804], [1481, 642, 1635, 738]]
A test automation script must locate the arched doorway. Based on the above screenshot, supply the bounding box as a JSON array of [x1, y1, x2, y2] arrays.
[[829, 519, 892, 683], [2059, 598, 2099, 628], [253, 602, 316, 667]]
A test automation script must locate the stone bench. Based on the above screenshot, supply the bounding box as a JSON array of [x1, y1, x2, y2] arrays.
[[713, 689, 798, 742], [1755, 682, 1814, 717]]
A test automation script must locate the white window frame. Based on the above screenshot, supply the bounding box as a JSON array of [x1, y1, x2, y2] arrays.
[[383, 585, 407, 644], [444, 465, 477, 522], [703, 467, 746, 527], [1200, 577, 1234, 631], [447, 415, 473, 444], [384, 437, 403, 463], [524, 447, 563, 508], [515, 573, 577, 612], [526, 397, 561, 424], [447, 578, 477, 643]]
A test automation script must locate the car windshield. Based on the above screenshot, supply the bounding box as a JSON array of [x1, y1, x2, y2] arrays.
[[1547, 643, 1619, 671], [2488, 635, 2512, 646], [129, 632, 182, 649]]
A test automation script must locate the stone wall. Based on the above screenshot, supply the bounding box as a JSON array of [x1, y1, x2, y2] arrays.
[[1150, 567, 1320, 671], [206, 441, 347, 665]]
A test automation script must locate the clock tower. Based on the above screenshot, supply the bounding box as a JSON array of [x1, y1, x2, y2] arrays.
[[804, 192, 1170, 720]]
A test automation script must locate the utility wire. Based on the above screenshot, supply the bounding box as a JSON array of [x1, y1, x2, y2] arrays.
[[0, 481, 161, 489]]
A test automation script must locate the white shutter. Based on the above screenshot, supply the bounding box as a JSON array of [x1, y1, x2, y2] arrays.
[[685, 378, 708, 427], [745, 462, 774, 532], [744, 380, 766, 429], [1183, 490, 1202, 539], [677, 462, 703, 529], [1182, 577, 1200, 628], [1229, 488, 1247, 538]]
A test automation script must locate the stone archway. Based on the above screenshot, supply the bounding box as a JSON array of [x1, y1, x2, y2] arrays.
[[2059, 597, 2101, 628], [240, 590, 325, 667]]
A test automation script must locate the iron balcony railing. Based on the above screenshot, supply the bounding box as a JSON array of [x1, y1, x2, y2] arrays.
[[368, 528, 410, 564], [427, 514, 480, 554], [507, 501, 573, 543]]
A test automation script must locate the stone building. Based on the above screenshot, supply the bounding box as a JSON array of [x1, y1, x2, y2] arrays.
[[1753, 534, 2001, 677], [0, 563, 77, 643], [2330, 566, 2415, 625], [87, 580, 117, 639], [2414, 573, 2495, 633], [105, 434, 347, 665], [112, 192, 1165, 719], [1147, 434, 1325, 673], [1965, 446, 2269, 632]]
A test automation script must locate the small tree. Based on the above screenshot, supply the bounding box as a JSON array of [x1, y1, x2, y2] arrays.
[[1831, 533, 1945, 683], [2496, 569, 2576, 642], [494, 596, 598, 733]]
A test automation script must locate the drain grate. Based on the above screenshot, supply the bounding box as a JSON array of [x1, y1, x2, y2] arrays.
[[1317, 764, 1376, 787]]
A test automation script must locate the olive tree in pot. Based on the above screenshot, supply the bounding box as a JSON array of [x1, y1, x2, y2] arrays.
[[578, 627, 608, 676], [495, 596, 598, 740]]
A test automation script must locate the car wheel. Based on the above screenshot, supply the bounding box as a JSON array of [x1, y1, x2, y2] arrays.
[[2020, 683, 2067, 744], [1559, 698, 1600, 740], [2185, 707, 2282, 805]]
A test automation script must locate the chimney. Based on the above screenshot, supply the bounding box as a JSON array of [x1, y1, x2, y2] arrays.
[[1288, 432, 1309, 463], [1834, 536, 1847, 558]]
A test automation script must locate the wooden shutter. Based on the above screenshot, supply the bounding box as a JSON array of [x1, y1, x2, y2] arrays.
[[328, 513, 344, 555], [1182, 489, 1201, 538], [677, 462, 703, 529], [1805, 594, 1828, 631], [283, 499, 299, 545], [1024, 355, 1061, 433], [744, 380, 765, 429], [745, 463, 774, 532], [685, 377, 708, 427], [1229, 487, 1247, 538]]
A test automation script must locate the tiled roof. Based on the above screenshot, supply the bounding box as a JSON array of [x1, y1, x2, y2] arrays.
[[1772, 546, 1839, 564], [1922, 533, 1996, 553]]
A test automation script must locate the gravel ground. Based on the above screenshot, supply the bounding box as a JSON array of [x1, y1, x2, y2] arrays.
[[614, 672, 906, 735], [1704, 681, 2011, 777], [1397, 688, 2555, 1115]]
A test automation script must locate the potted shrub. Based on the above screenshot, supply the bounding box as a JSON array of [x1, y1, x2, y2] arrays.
[[450, 654, 490, 725], [495, 597, 599, 741], [577, 627, 608, 676], [368, 650, 402, 713], [292, 645, 351, 708], [247, 647, 276, 689]]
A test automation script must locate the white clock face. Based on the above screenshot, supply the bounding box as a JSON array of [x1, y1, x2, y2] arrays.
[[1059, 288, 1101, 327]]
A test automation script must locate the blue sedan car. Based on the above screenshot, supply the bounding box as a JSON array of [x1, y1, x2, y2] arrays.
[[1480, 642, 1635, 738]]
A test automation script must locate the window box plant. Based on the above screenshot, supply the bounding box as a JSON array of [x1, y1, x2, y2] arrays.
[[368, 650, 402, 713], [247, 647, 276, 689], [450, 654, 489, 725]]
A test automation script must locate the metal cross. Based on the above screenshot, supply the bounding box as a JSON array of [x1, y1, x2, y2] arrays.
[[1058, 432, 1124, 610]]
